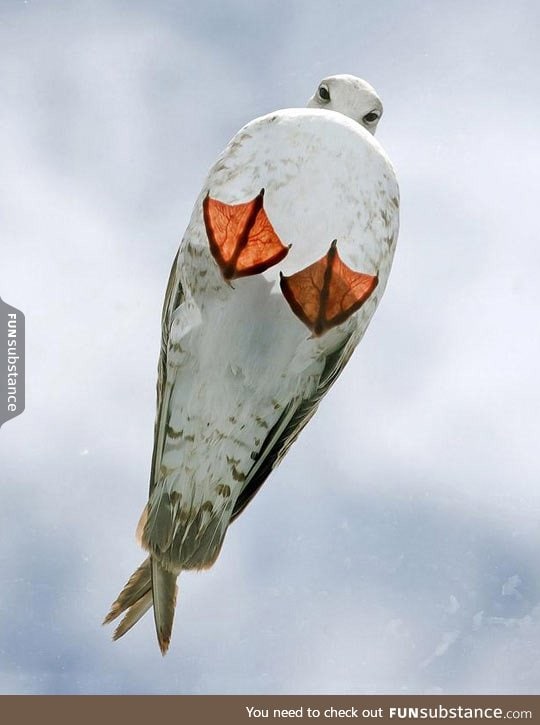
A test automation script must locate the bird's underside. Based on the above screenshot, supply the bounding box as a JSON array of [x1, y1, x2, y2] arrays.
[[104, 49, 406, 655], [104, 188, 381, 653]]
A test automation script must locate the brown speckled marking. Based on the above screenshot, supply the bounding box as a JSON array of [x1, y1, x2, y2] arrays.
[[170, 491, 182, 505], [166, 425, 183, 439], [201, 501, 214, 514], [226, 454, 241, 467], [188, 245, 205, 258], [216, 484, 231, 498], [228, 415, 237, 424], [231, 436, 250, 449], [179, 508, 189, 525], [185, 434, 195, 442], [255, 416, 269, 429], [231, 465, 246, 482]]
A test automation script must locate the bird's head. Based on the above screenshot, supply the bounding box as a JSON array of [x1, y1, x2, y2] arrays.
[[307, 74, 383, 135]]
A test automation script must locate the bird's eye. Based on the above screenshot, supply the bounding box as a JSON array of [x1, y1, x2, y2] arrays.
[[318, 85, 330, 102], [363, 111, 379, 123]]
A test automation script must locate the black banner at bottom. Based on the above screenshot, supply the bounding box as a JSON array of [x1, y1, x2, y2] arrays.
[[0, 695, 538, 725]]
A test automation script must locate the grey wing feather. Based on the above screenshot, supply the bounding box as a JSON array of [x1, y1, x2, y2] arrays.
[[148, 249, 184, 496], [231, 333, 357, 521]]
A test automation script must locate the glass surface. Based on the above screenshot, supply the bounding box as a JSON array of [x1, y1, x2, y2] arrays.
[[1, 0, 539, 695]]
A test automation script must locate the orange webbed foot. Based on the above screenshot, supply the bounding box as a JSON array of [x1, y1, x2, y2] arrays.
[[280, 240, 378, 336], [203, 189, 290, 281]]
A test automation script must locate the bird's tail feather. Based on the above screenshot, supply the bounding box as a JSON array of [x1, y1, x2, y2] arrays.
[[151, 557, 178, 655], [112, 589, 153, 640], [103, 556, 178, 653], [103, 557, 151, 631]]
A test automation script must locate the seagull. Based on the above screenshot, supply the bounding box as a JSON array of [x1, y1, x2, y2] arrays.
[[104, 73, 400, 653]]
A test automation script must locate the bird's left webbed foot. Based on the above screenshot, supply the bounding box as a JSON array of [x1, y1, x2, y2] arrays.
[[280, 240, 378, 336]]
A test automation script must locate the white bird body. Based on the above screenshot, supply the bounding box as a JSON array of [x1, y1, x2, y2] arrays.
[[105, 78, 399, 653]]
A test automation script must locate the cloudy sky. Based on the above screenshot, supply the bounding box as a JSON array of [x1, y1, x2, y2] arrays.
[[1, 0, 540, 694]]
